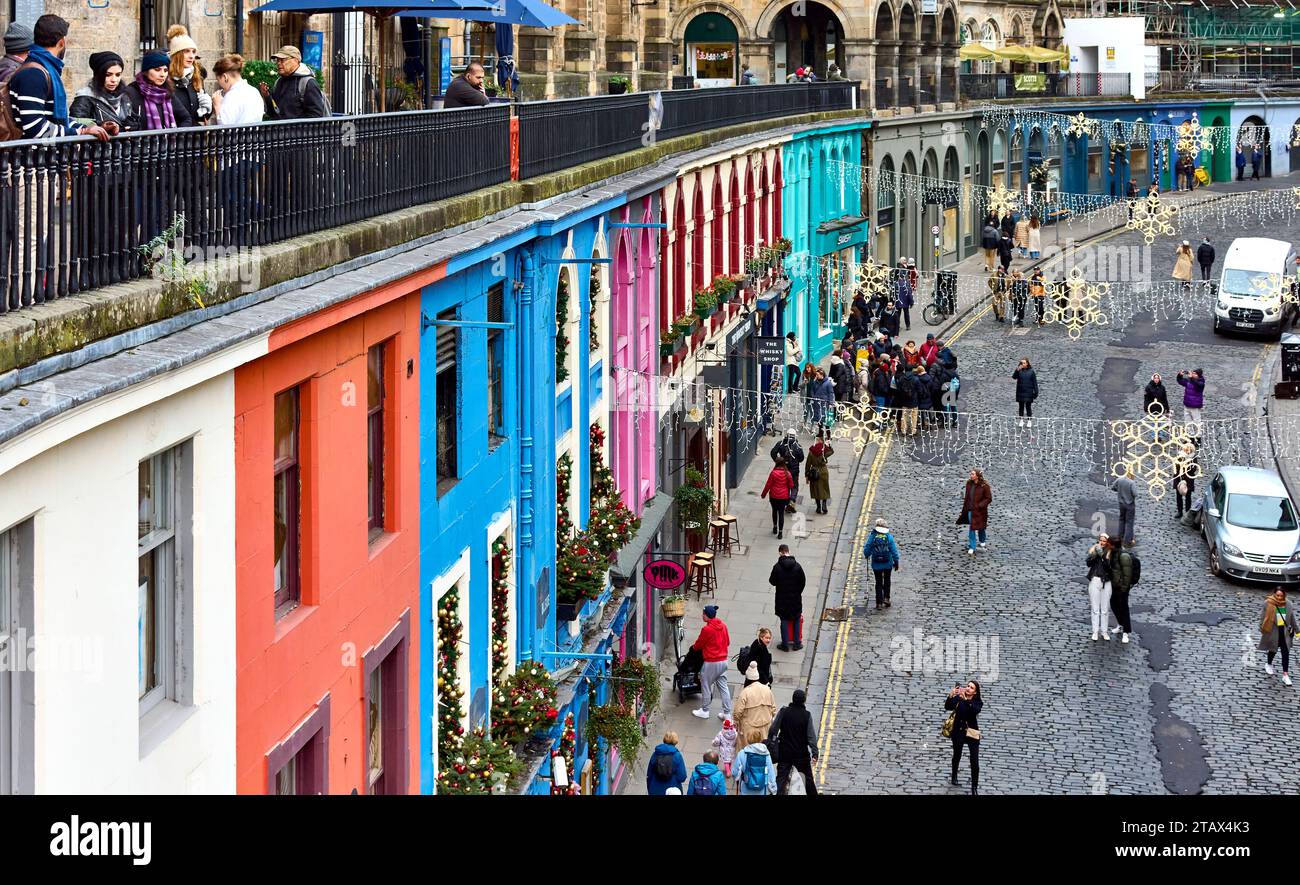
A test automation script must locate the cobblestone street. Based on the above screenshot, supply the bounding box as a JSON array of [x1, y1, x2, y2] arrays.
[[809, 177, 1300, 795]]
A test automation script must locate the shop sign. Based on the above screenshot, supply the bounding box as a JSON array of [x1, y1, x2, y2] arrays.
[[643, 559, 687, 590], [754, 336, 785, 367]]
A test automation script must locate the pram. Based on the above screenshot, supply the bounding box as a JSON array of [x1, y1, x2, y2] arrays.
[[674, 645, 704, 704]]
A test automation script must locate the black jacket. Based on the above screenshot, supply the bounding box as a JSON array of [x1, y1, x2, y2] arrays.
[[996, 236, 1013, 264], [769, 702, 818, 762], [879, 305, 901, 337], [747, 638, 773, 686], [1012, 367, 1038, 403], [912, 372, 933, 410], [829, 360, 854, 401], [1143, 380, 1170, 416], [1000, 214, 1016, 237], [980, 224, 1000, 249], [444, 74, 490, 109], [70, 85, 142, 130], [1086, 547, 1111, 581], [892, 370, 917, 408], [267, 66, 329, 120], [770, 438, 804, 475], [770, 555, 806, 620], [171, 74, 209, 126], [870, 367, 893, 400], [944, 693, 982, 739], [1197, 242, 1215, 267], [121, 81, 193, 129]]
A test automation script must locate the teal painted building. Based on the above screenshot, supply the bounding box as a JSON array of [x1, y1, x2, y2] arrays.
[[782, 120, 871, 365]]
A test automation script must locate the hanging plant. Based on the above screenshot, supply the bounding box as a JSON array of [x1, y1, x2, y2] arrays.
[[555, 274, 570, 384], [437, 726, 523, 795], [589, 268, 601, 353], [674, 465, 715, 532], [587, 423, 640, 559], [610, 656, 661, 716], [586, 703, 643, 764]]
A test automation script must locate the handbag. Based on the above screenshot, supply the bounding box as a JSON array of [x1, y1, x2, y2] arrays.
[[965, 727, 981, 742], [806, 466, 820, 483], [956, 511, 969, 526], [941, 712, 955, 739]]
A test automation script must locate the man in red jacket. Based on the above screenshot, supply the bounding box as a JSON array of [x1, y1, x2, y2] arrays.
[[918, 333, 940, 368], [691, 605, 733, 721]]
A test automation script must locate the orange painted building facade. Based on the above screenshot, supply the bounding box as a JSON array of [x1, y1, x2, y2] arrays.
[[233, 281, 426, 794]]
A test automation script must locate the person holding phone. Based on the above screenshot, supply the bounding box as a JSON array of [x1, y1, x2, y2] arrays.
[[945, 681, 983, 795]]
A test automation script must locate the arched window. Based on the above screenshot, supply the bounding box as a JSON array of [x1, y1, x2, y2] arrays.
[[729, 162, 741, 273], [691, 183, 706, 296], [743, 163, 755, 258], [876, 155, 895, 263], [671, 195, 686, 326], [992, 130, 1006, 190], [773, 153, 784, 239], [1009, 128, 1023, 195], [760, 159, 771, 245], [711, 173, 724, 279]]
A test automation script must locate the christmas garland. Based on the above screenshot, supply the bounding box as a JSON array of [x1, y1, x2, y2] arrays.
[[556, 451, 606, 606], [586, 423, 641, 560], [587, 684, 602, 794], [491, 538, 512, 686], [490, 662, 559, 748], [438, 726, 522, 795], [551, 711, 579, 794], [589, 268, 601, 354], [435, 586, 467, 791], [556, 274, 570, 384], [557, 453, 573, 539]]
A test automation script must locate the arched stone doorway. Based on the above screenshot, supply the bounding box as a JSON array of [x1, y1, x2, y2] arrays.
[[873, 2, 896, 108], [939, 7, 959, 102], [684, 11, 741, 86], [876, 154, 896, 264], [899, 152, 918, 264], [942, 146, 961, 260], [921, 149, 939, 270], [771, 1, 844, 82], [1237, 115, 1272, 178]]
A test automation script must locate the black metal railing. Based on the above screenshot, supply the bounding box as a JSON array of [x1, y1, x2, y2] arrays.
[[517, 82, 857, 179], [959, 72, 1132, 100], [0, 106, 511, 313]]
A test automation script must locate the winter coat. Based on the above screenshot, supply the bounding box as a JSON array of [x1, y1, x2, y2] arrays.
[[712, 724, 738, 765], [732, 681, 777, 744], [1172, 248, 1194, 282], [785, 337, 803, 367], [771, 437, 805, 476], [266, 64, 329, 119], [1177, 372, 1205, 409], [806, 442, 833, 502], [1000, 214, 1016, 238], [769, 701, 819, 763], [1013, 217, 1030, 249], [733, 742, 778, 795], [896, 278, 915, 310], [1197, 242, 1215, 267], [891, 370, 916, 408], [646, 743, 688, 794], [1108, 548, 1136, 594], [913, 372, 934, 410], [996, 236, 1013, 265], [1086, 546, 1111, 581], [980, 224, 1000, 249], [809, 378, 836, 421], [1012, 367, 1039, 403], [944, 692, 982, 740], [864, 528, 900, 572], [1236, 150, 1246, 170], [70, 83, 142, 130], [879, 305, 901, 338], [121, 80, 193, 129], [691, 618, 731, 663], [829, 356, 854, 401], [870, 367, 893, 401], [1143, 380, 1170, 416], [686, 762, 728, 795], [1027, 224, 1042, 254], [1259, 598, 1298, 653], [745, 638, 773, 686], [770, 555, 807, 620], [760, 466, 795, 502], [919, 340, 940, 366], [961, 479, 992, 531], [171, 73, 210, 126]]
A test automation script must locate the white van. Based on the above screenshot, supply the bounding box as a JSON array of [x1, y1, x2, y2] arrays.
[[1213, 237, 1299, 338]]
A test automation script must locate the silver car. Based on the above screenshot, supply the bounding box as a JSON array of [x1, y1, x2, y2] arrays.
[[1201, 466, 1300, 584]]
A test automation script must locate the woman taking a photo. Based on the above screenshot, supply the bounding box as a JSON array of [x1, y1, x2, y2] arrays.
[[945, 680, 983, 795]]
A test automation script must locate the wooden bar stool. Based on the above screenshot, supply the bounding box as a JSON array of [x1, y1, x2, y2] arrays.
[[689, 556, 717, 600], [708, 519, 736, 558], [719, 513, 742, 551]]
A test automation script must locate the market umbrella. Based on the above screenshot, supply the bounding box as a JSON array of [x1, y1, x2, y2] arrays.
[[495, 19, 518, 98], [958, 43, 996, 61], [991, 45, 1031, 62], [1021, 45, 1067, 64], [254, 0, 497, 112], [400, 0, 578, 28]]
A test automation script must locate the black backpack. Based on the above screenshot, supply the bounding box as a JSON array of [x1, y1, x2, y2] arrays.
[[654, 751, 675, 780], [736, 645, 752, 677]]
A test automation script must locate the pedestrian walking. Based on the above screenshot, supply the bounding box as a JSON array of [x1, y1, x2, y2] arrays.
[[771, 429, 805, 509], [999, 211, 1015, 239], [1176, 368, 1205, 426], [1251, 144, 1263, 180], [1107, 536, 1137, 643], [739, 63, 759, 85], [732, 662, 777, 748], [1116, 467, 1138, 548], [1143, 372, 1170, 417], [1086, 535, 1113, 641], [1172, 240, 1194, 293], [769, 689, 820, 795], [785, 331, 803, 393], [1174, 442, 1197, 519], [739, 627, 773, 687], [690, 605, 733, 721], [897, 271, 915, 330], [988, 266, 1009, 323], [893, 365, 920, 435], [1197, 237, 1216, 282], [1027, 215, 1042, 259], [1259, 587, 1296, 687], [959, 469, 992, 556], [806, 434, 834, 514], [712, 719, 739, 779], [687, 750, 728, 795], [1012, 358, 1038, 427], [829, 353, 854, 403], [733, 733, 777, 795], [1010, 270, 1029, 327], [760, 458, 795, 539], [981, 217, 1000, 272], [770, 543, 807, 651], [809, 368, 836, 428], [1013, 213, 1030, 258], [260, 45, 329, 118], [1236, 147, 1247, 181], [997, 230, 1014, 273], [646, 731, 688, 794], [864, 517, 901, 609], [944, 680, 983, 795], [166, 25, 211, 126], [1029, 268, 1047, 325]]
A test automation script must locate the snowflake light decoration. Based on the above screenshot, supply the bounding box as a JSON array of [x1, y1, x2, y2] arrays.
[[854, 258, 892, 298], [1250, 271, 1300, 308], [1176, 113, 1215, 156], [1125, 192, 1178, 245], [1292, 186, 1300, 210], [1067, 112, 1097, 140], [830, 402, 891, 455], [985, 182, 1018, 219], [1043, 267, 1110, 340], [1110, 405, 1199, 499]]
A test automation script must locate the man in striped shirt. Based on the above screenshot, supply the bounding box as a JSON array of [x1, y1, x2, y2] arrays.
[[8, 14, 112, 141]]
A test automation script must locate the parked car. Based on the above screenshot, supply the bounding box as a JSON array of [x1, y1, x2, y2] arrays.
[[1201, 466, 1300, 584]]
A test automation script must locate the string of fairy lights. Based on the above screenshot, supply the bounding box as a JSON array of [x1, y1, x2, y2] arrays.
[[972, 106, 1247, 154], [609, 365, 1294, 500]]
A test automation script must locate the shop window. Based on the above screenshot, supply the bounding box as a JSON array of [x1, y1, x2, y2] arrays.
[[435, 309, 459, 494], [367, 341, 389, 539], [274, 388, 302, 618], [487, 283, 506, 447]]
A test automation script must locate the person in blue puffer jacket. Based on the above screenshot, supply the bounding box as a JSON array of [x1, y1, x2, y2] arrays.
[[645, 731, 687, 795], [864, 517, 900, 609]]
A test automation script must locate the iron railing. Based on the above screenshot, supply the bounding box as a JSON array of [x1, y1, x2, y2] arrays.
[[0, 106, 511, 313], [959, 72, 1132, 100], [517, 81, 857, 179]]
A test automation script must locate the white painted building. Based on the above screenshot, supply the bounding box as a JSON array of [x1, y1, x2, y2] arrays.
[[1063, 16, 1147, 101], [0, 346, 256, 793]]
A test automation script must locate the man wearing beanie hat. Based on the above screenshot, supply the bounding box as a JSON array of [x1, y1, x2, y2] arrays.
[[689, 605, 732, 721], [864, 517, 900, 609], [260, 44, 328, 120], [0, 22, 34, 82], [769, 688, 819, 795], [8, 14, 112, 140]]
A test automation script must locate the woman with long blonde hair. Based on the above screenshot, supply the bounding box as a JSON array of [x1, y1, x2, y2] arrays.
[[167, 24, 211, 125]]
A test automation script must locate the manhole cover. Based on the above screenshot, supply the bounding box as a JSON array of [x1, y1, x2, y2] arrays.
[[822, 607, 849, 622]]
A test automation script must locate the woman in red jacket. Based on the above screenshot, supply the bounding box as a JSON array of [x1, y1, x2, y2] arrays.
[[761, 457, 795, 539]]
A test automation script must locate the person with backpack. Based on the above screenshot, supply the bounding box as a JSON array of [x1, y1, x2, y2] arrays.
[[686, 750, 728, 795], [732, 662, 777, 751], [1011, 357, 1039, 428], [980, 216, 1000, 272], [785, 331, 804, 393], [711, 719, 738, 779], [260, 45, 329, 119], [770, 430, 805, 510], [733, 735, 777, 795], [769, 689, 819, 795], [1029, 267, 1047, 325], [737, 627, 773, 687], [864, 518, 900, 609], [0, 23, 33, 83], [1106, 535, 1138, 644], [646, 731, 688, 795], [6, 14, 113, 141], [770, 544, 807, 651]]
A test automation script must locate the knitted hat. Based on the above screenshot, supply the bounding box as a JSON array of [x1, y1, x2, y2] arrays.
[[703, 605, 718, 619], [167, 24, 198, 56], [744, 661, 760, 681], [89, 51, 124, 78], [4, 22, 33, 55], [141, 50, 170, 72]]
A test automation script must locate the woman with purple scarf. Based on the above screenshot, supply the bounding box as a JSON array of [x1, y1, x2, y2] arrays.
[[123, 50, 189, 245], [123, 50, 188, 131]]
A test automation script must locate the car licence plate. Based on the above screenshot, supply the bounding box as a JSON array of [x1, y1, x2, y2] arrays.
[[1255, 566, 1282, 575], [1238, 322, 1256, 329]]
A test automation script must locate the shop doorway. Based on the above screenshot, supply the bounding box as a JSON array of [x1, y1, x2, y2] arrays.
[[685, 12, 739, 87]]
